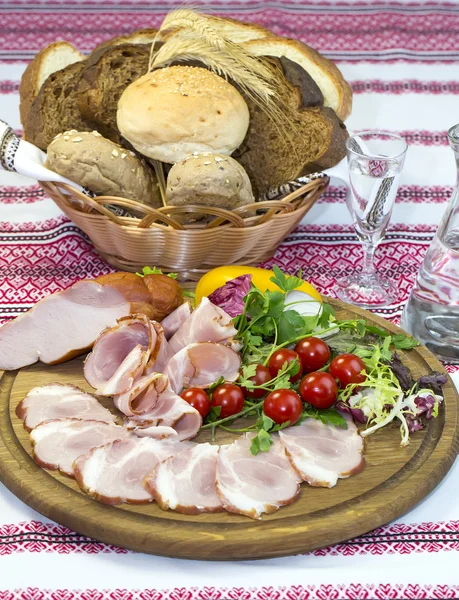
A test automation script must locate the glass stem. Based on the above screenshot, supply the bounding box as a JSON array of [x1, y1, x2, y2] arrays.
[[361, 243, 376, 279]]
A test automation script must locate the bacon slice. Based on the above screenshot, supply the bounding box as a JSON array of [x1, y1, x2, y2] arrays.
[[161, 302, 192, 339], [168, 297, 237, 354], [16, 383, 116, 431], [278, 415, 365, 488], [216, 434, 301, 519], [30, 418, 131, 477], [145, 443, 223, 514], [73, 437, 191, 505], [165, 342, 241, 394], [127, 380, 202, 441]]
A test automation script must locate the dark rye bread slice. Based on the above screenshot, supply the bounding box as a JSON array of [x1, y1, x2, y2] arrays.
[[76, 44, 151, 142], [234, 79, 347, 196], [25, 61, 94, 150], [278, 56, 323, 109]]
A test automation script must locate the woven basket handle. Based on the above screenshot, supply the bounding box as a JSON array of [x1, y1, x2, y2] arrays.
[[49, 183, 185, 230], [43, 177, 329, 230]]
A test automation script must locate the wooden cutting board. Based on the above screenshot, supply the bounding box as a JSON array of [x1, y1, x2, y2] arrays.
[[0, 298, 458, 561]]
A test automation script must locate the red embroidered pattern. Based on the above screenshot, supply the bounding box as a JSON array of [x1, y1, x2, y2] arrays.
[[0, 215, 70, 233], [2, 5, 459, 60], [0, 584, 458, 600], [1, 520, 457, 557], [320, 185, 453, 204], [0, 80, 18, 94], [5, 79, 459, 97], [351, 130, 449, 146], [0, 185, 46, 204], [351, 79, 459, 94]]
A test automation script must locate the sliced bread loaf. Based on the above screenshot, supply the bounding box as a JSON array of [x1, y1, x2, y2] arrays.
[[92, 28, 158, 53], [24, 61, 95, 150], [243, 37, 352, 121], [235, 79, 348, 196], [19, 41, 84, 129], [76, 44, 150, 141]]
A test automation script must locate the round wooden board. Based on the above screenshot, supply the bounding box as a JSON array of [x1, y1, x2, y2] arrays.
[[0, 298, 458, 561]]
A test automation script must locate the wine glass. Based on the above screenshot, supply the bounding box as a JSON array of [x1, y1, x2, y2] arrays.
[[336, 130, 408, 308]]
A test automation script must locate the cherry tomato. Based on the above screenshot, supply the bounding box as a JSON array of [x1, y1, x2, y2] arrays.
[[299, 372, 338, 409], [268, 349, 303, 382], [329, 354, 367, 387], [264, 389, 303, 425], [180, 387, 210, 418], [241, 364, 272, 399], [294, 337, 331, 373], [211, 383, 245, 419]]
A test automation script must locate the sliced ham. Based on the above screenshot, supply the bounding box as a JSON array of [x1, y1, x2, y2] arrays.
[[216, 433, 301, 519], [127, 381, 202, 441], [114, 372, 169, 417], [278, 415, 365, 488], [30, 418, 131, 477], [165, 342, 241, 394], [84, 315, 152, 395], [73, 437, 191, 505], [84, 316, 173, 396], [145, 443, 223, 514], [161, 302, 192, 339], [144, 321, 174, 374], [131, 425, 178, 439], [16, 383, 116, 431], [0, 280, 132, 371], [168, 297, 237, 354]]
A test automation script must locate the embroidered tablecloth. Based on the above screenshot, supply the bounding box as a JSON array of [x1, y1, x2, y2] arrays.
[[0, 1, 458, 599]]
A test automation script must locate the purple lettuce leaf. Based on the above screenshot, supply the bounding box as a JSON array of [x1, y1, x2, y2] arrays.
[[414, 394, 437, 420], [405, 414, 425, 433], [387, 353, 415, 392], [335, 400, 367, 424], [416, 372, 448, 396], [208, 274, 252, 317], [405, 393, 438, 433]]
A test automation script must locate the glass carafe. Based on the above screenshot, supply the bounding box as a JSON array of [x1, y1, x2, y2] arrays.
[[401, 123, 459, 362]]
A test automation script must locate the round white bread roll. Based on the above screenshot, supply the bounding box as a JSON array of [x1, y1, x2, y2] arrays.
[[116, 66, 250, 163], [166, 152, 254, 211]]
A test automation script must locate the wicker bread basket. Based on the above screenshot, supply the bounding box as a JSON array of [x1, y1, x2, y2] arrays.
[[41, 175, 329, 281]]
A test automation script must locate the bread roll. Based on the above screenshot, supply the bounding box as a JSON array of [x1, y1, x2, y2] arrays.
[[116, 66, 250, 163], [166, 153, 254, 211], [45, 130, 161, 208]]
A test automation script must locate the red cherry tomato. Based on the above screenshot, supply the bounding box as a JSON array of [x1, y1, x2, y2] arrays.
[[211, 383, 245, 419], [241, 364, 272, 398], [263, 389, 303, 425], [299, 372, 338, 409], [329, 354, 367, 387], [294, 336, 331, 373], [268, 349, 303, 382], [180, 387, 210, 418]]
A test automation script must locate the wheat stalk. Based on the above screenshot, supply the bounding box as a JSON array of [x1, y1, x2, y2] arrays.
[[151, 160, 167, 206], [151, 10, 276, 84], [148, 8, 300, 153]]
